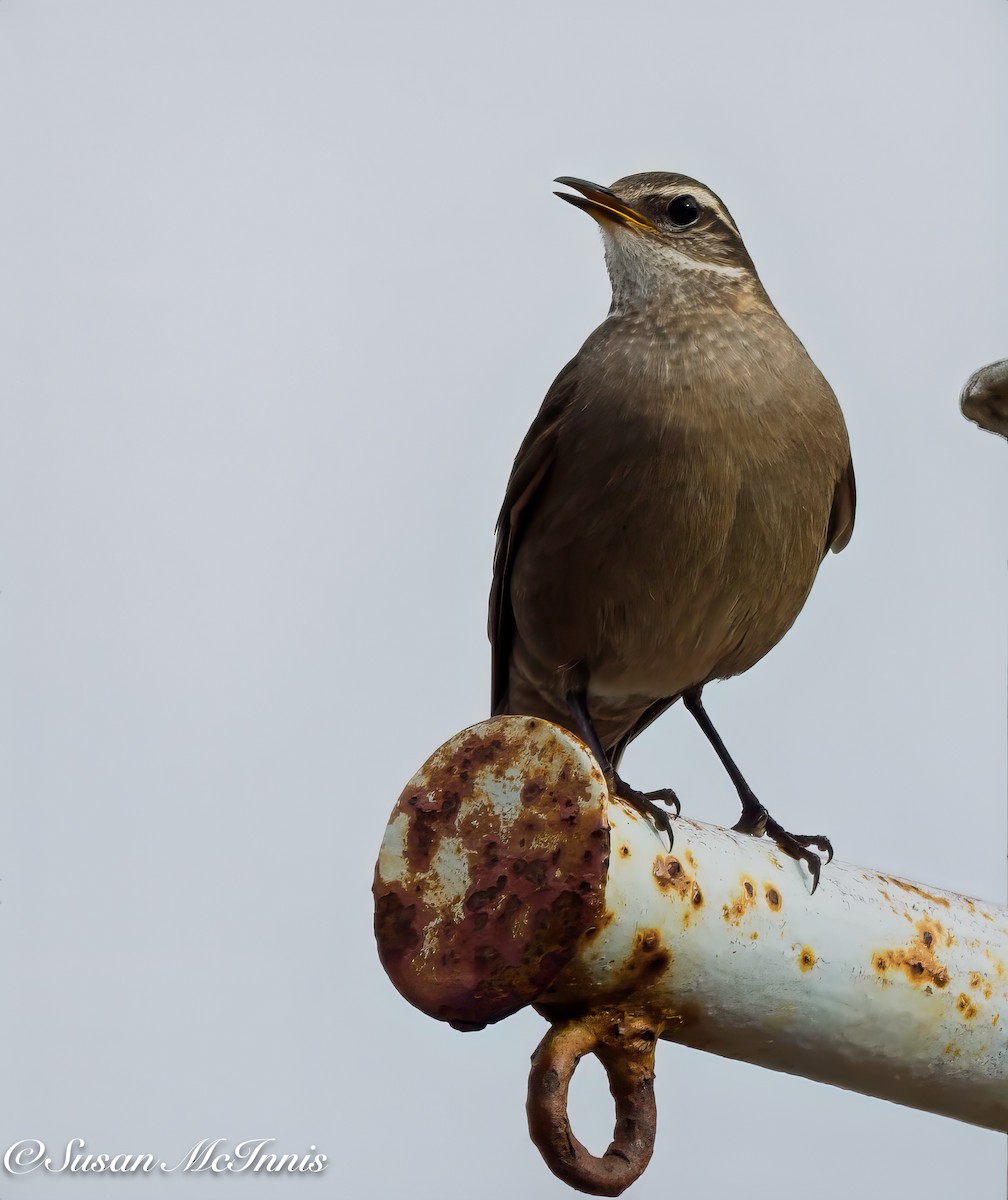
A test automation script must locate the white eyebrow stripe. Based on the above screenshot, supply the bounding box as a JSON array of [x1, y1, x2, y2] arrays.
[[687, 191, 741, 237]]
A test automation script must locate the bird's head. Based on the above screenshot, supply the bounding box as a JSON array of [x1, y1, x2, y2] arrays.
[[555, 172, 760, 311]]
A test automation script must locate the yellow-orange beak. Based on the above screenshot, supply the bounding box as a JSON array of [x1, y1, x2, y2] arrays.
[[554, 176, 655, 232]]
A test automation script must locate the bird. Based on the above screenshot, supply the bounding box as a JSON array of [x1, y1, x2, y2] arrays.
[[488, 173, 855, 892]]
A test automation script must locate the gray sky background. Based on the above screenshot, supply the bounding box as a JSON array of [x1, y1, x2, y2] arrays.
[[1, 2, 1006, 1197]]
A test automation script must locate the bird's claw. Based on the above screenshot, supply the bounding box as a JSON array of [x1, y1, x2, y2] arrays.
[[648, 787, 681, 817], [734, 800, 832, 892], [791, 833, 834, 865], [610, 776, 678, 850], [763, 816, 833, 894]]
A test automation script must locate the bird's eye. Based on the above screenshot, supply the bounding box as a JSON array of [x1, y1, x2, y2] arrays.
[[667, 195, 700, 227]]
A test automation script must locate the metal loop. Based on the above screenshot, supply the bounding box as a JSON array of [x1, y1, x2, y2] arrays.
[[526, 1011, 662, 1197]]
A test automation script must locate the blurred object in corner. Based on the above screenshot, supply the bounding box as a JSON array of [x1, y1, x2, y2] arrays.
[[960, 359, 1008, 440]]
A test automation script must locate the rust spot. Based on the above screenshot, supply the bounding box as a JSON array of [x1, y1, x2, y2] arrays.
[[993, 1014, 1000, 1027], [653, 854, 692, 901], [878, 875, 950, 908], [691, 883, 703, 908], [684, 850, 697, 870], [872, 918, 950, 990], [723, 875, 758, 925], [374, 892, 419, 956], [619, 844, 631, 858], [798, 946, 817, 972], [560, 928, 673, 1007], [406, 790, 460, 867], [665, 1000, 703, 1029], [521, 779, 545, 805], [626, 928, 672, 980], [542, 920, 677, 1016], [750, 932, 758, 940], [968, 971, 994, 1000], [956, 993, 977, 1020], [466, 877, 507, 911], [942, 1041, 961, 1058], [764, 885, 782, 912]]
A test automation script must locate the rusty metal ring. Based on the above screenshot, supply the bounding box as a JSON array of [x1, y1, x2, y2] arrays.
[[526, 1011, 661, 1197]]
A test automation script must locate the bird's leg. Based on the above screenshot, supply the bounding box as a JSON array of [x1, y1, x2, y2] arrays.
[[682, 688, 833, 893], [565, 690, 678, 848]]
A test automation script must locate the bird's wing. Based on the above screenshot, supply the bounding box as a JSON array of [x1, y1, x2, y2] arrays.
[[489, 358, 579, 714], [826, 456, 856, 553]]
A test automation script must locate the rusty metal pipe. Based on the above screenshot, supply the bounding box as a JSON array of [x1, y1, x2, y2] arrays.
[[537, 790, 1008, 1134], [374, 718, 1008, 1194]]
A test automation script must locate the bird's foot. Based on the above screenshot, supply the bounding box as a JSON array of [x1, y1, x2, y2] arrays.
[[733, 803, 768, 838], [733, 801, 833, 894], [610, 774, 678, 849]]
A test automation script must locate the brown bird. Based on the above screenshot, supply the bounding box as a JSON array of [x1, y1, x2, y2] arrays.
[[489, 173, 855, 891]]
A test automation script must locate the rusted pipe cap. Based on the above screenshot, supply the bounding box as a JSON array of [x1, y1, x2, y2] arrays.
[[373, 716, 610, 1029]]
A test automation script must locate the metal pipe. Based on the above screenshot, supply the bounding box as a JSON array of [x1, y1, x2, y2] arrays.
[[960, 357, 1008, 440], [537, 789, 1008, 1132], [374, 717, 1008, 1194]]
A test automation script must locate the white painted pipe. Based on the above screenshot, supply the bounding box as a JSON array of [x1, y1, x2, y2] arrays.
[[374, 717, 1008, 1193], [537, 796, 1008, 1132]]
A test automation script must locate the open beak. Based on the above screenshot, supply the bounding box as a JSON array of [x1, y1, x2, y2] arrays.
[[554, 177, 655, 232]]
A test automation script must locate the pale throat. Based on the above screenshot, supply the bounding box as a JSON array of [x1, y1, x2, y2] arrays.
[[602, 229, 750, 314]]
